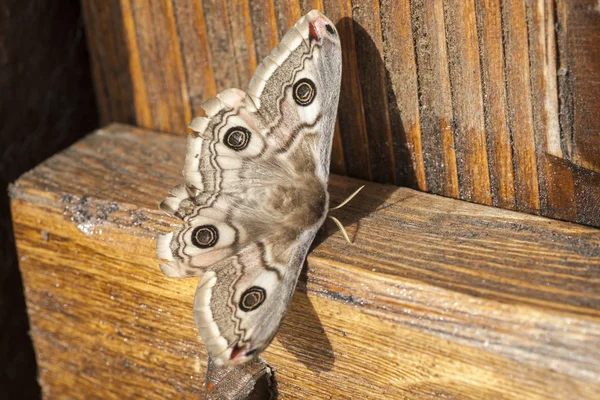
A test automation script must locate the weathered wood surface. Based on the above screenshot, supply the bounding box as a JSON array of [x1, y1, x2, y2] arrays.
[[81, 0, 600, 227], [557, 0, 600, 174], [11, 124, 600, 399]]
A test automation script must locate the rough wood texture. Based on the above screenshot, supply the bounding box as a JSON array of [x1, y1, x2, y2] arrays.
[[558, 0, 600, 174], [11, 124, 600, 399], [81, 0, 600, 227]]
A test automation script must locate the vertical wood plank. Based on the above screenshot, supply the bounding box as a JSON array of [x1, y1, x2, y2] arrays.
[[352, 0, 396, 184], [159, 0, 193, 130], [528, 0, 561, 158], [324, 0, 372, 181], [121, 0, 153, 128], [573, 166, 600, 226], [300, 0, 325, 14], [202, 0, 240, 90], [249, 1, 279, 61], [380, 0, 427, 190], [411, 0, 460, 198], [127, 0, 192, 132], [541, 156, 577, 222], [274, 0, 302, 36], [502, 0, 540, 212], [444, 0, 492, 205], [170, 0, 217, 116], [81, 0, 137, 125], [568, 0, 600, 173], [567, 0, 600, 173], [554, 0, 573, 158], [526, 0, 572, 221], [330, 120, 347, 176], [474, 0, 515, 209], [226, 0, 258, 86]]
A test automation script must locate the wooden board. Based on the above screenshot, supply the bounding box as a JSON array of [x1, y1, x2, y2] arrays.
[[81, 0, 600, 227], [11, 124, 600, 399]]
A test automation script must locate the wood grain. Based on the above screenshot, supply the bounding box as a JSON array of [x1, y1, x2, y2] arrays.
[[80, 0, 600, 225], [170, 0, 217, 115], [502, 0, 540, 213], [351, 0, 395, 184], [474, 0, 516, 209], [380, 0, 426, 191], [81, 0, 136, 125], [324, 0, 371, 181], [566, 0, 600, 173], [12, 124, 600, 399], [444, 0, 491, 205], [411, 0, 460, 198]]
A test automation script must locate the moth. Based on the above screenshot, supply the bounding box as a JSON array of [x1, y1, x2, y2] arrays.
[[157, 10, 342, 366]]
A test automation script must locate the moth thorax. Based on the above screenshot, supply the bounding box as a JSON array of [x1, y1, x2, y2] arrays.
[[272, 175, 326, 233]]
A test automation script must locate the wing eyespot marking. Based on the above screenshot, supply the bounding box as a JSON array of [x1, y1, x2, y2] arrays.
[[224, 127, 251, 151], [293, 78, 316, 106], [239, 286, 266, 312], [191, 225, 219, 248]]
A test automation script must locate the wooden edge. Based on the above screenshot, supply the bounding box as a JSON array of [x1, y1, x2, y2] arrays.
[[10, 123, 600, 398]]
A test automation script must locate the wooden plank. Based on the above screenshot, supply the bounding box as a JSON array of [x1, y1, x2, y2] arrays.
[[474, 0, 516, 209], [444, 0, 492, 205], [527, 0, 561, 158], [380, 0, 427, 190], [127, 0, 192, 132], [526, 0, 600, 227], [274, 0, 302, 37], [226, 0, 258, 87], [567, 0, 600, 173], [11, 124, 600, 399], [526, 0, 577, 223], [248, 0, 279, 61], [351, 0, 396, 184], [324, 0, 371, 181], [81, 0, 137, 125], [300, 0, 324, 14], [411, 0, 460, 198], [201, 0, 241, 90], [170, 0, 218, 115], [502, 0, 541, 212]]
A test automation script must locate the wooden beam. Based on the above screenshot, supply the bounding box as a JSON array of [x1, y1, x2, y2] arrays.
[[11, 124, 600, 399]]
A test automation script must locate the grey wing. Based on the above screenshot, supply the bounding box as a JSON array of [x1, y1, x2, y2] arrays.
[[156, 88, 273, 278], [193, 227, 319, 366]]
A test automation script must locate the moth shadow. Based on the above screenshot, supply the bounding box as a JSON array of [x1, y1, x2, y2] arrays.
[[277, 275, 335, 372], [280, 17, 419, 373], [316, 16, 417, 246]]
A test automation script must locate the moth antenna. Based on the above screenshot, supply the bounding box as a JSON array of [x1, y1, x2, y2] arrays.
[[328, 185, 365, 244], [330, 185, 365, 210], [328, 216, 352, 244]]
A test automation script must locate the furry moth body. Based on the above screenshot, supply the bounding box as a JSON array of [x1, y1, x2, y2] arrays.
[[156, 10, 342, 366]]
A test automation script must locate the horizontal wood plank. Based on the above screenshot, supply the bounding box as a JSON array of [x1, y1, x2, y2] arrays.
[[11, 124, 600, 399]]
